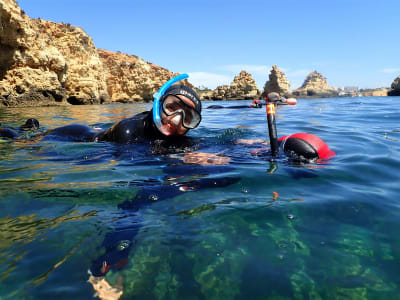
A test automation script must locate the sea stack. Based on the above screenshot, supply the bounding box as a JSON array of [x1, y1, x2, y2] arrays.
[[262, 65, 291, 98], [388, 76, 400, 96], [210, 71, 259, 100], [292, 71, 338, 98]]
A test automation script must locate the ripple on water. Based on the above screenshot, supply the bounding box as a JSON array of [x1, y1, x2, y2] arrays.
[[1, 98, 400, 299]]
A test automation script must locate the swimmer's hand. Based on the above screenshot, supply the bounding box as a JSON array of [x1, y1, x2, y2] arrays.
[[183, 152, 231, 165], [88, 275, 123, 300], [235, 139, 269, 145]]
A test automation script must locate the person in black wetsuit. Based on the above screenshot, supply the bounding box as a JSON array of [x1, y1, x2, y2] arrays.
[[0, 118, 40, 139], [41, 84, 202, 145], [33, 76, 237, 290], [82, 81, 239, 278], [206, 93, 294, 110]]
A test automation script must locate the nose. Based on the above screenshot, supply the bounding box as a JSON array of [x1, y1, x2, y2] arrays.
[[169, 114, 182, 126]]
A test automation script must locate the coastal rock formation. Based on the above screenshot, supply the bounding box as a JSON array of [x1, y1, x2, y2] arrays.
[[0, 0, 190, 107], [0, 0, 109, 106], [388, 76, 400, 96], [292, 71, 338, 98], [262, 65, 291, 97], [88, 51, 191, 103], [98, 49, 190, 102], [210, 85, 230, 100], [210, 71, 259, 100]]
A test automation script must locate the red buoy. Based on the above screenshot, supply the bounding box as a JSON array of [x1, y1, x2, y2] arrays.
[[279, 133, 336, 161]]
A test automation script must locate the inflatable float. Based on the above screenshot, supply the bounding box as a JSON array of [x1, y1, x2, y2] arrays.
[[265, 92, 335, 162]]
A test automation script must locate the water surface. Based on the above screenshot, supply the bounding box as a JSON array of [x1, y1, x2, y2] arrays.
[[1, 97, 400, 299]]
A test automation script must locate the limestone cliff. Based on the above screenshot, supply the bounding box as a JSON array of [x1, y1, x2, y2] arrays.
[[210, 71, 259, 100], [292, 71, 338, 98], [388, 76, 400, 96], [0, 0, 109, 106], [0, 0, 190, 107], [262, 65, 291, 97], [98, 49, 190, 102]]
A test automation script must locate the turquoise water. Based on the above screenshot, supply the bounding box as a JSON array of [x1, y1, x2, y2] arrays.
[[0, 97, 400, 299]]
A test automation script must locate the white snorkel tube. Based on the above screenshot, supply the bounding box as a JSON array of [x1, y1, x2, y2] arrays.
[[153, 73, 189, 135]]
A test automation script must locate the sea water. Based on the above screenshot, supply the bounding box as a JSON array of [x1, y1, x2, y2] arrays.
[[0, 97, 399, 299]]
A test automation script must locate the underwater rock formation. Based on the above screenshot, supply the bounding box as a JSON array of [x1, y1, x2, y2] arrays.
[[262, 65, 291, 98], [292, 71, 338, 98], [388, 76, 400, 96], [209, 71, 259, 100]]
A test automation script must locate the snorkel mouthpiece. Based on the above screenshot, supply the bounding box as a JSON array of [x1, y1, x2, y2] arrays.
[[153, 73, 189, 136]]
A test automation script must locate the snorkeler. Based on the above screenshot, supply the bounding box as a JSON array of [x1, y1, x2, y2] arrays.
[[0, 118, 40, 139], [250, 99, 262, 108], [206, 93, 296, 109], [265, 92, 297, 106], [40, 74, 201, 144]]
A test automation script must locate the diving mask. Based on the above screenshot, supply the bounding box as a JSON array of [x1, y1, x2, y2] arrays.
[[153, 74, 201, 135]]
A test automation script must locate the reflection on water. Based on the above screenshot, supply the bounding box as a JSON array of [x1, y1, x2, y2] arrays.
[[0, 210, 97, 284], [0, 98, 400, 299], [0, 103, 149, 129]]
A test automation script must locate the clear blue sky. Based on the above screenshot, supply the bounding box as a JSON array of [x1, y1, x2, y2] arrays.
[[18, 0, 400, 90]]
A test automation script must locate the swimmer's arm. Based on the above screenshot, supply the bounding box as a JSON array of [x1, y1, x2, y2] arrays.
[[183, 152, 231, 165], [235, 139, 269, 146], [88, 275, 123, 299]]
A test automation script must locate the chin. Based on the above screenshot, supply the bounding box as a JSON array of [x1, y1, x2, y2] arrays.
[[169, 131, 187, 137]]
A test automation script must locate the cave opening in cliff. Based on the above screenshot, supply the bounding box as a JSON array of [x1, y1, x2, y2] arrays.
[[66, 96, 81, 105]]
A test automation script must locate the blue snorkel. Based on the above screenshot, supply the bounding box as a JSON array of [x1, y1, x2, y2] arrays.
[[153, 73, 189, 134]]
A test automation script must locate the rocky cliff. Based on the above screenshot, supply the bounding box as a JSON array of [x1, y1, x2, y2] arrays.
[[0, 0, 110, 106], [207, 71, 259, 100], [0, 0, 189, 107], [98, 49, 190, 102], [388, 76, 400, 96], [292, 71, 338, 98], [262, 65, 291, 97]]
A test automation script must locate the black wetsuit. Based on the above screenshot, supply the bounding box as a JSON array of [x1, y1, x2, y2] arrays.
[[90, 165, 239, 276], [43, 110, 166, 143], [32, 109, 239, 276], [0, 118, 40, 139], [207, 104, 260, 109], [206, 99, 288, 110]]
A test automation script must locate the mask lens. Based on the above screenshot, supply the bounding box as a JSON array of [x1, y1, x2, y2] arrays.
[[162, 96, 201, 129]]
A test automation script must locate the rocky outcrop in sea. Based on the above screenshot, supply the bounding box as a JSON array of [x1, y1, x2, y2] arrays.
[[292, 71, 338, 98], [388, 76, 400, 96], [205, 71, 259, 100], [0, 0, 188, 107], [262, 65, 291, 97]]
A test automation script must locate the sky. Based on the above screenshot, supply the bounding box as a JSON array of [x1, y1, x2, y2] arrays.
[[17, 0, 400, 90]]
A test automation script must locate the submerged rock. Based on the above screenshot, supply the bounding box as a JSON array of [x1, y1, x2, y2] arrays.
[[388, 76, 400, 96], [292, 71, 338, 98]]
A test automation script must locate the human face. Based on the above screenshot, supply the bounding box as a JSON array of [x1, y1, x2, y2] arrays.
[[160, 95, 199, 136]]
